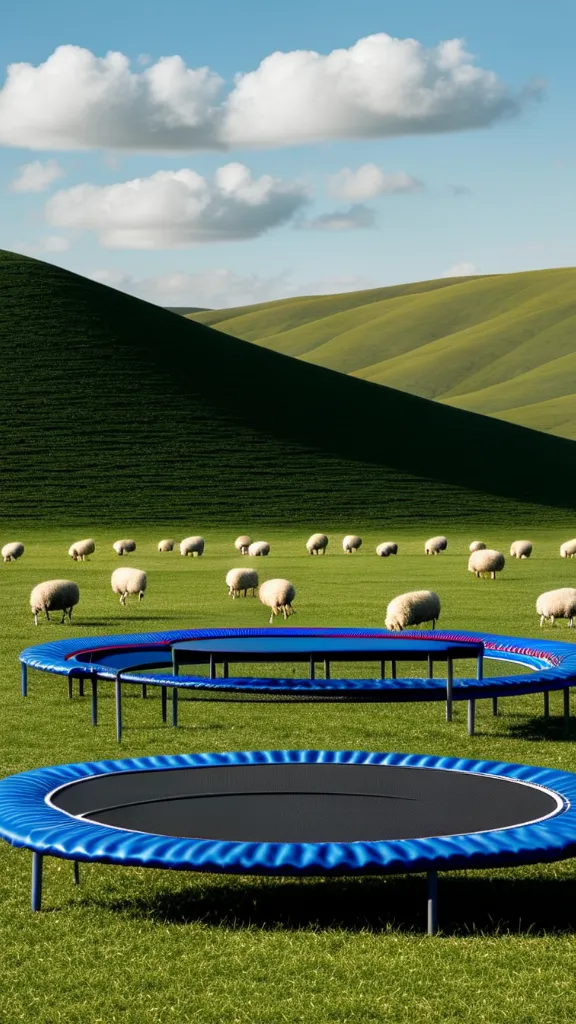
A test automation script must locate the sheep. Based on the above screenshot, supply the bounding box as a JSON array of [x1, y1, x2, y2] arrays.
[[259, 578, 296, 623], [2, 542, 24, 562], [158, 539, 175, 552], [30, 580, 79, 626], [113, 538, 136, 556], [536, 588, 576, 628], [425, 536, 447, 555], [469, 541, 486, 553], [343, 535, 362, 554], [180, 536, 205, 557], [235, 535, 252, 555], [560, 540, 576, 559], [111, 567, 147, 606], [385, 591, 440, 632], [376, 542, 398, 557], [248, 541, 270, 556], [468, 549, 505, 580], [510, 540, 533, 559], [226, 567, 259, 599], [68, 538, 95, 561], [306, 533, 328, 555]]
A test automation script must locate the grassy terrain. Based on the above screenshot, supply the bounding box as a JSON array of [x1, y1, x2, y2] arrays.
[[3, 248, 576, 527], [2, 527, 576, 1022], [186, 267, 576, 440]]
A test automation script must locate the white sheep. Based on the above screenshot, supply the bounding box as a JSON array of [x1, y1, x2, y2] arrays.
[[30, 580, 79, 626], [248, 541, 270, 556], [2, 542, 24, 562], [235, 535, 252, 555], [560, 540, 576, 559], [536, 588, 576, 627], [259, 579, 296, 623], [306, 533, 328, 555], [469, 541, 486, 553], [111, 567, 147, 606], [468, 549, 505, 580], [158, 539, 175, 552], [510, 540, 533, 559], [226, 568, 259, 599], [425, 536, 448, 555], [180, 536, 205, 557], [68, 538, 95, 561], [376, 542, 398, 557], [343, 535, 362, 554], [113, 538, 136, 556], [385, 591, 441, 631]]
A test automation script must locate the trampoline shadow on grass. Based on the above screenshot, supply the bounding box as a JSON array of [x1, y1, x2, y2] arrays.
[[508, 717, 576, 742]]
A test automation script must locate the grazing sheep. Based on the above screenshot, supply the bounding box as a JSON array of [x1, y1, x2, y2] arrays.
[[226, 567, 259, 599], [536, 588, 576, 627], [30, 580, 79, 626], [68, 538, 95, 561], [385, 591, 441, 632], [2, 542, 24, 562], [468, 549, 505, 580], [235, 535, 252, 555], [180, 536, 205, 557], [111, 567, 147, 606], [560, 540, 576, 559], [376, 542, 398, 557], [510, 540, 533, 559], [248, 541, 270, 557], [158, 539, 175, 552], [469, 541, 486, 553], [259, 578, 296, 623], [343, 535, 362, 554], [425, 536, 448, 555], [306, 533, 328, 555], [113, 538, 136, 556]]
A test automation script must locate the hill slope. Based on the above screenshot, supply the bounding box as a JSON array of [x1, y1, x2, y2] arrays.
[[186, 269, 576, 439], [1, 249, 575, 528]]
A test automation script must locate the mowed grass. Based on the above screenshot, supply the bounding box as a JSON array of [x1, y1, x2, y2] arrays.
[[3, 526, 576, 1022]]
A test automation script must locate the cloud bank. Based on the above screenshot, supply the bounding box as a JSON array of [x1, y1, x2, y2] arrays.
[[10, 159, 65, 192], [327, 164, 422, 201], [299, 204, 377, 231]]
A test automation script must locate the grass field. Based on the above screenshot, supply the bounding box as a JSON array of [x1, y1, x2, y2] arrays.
[[3, 527, 576, 1023], [186, 267, 576, 440]]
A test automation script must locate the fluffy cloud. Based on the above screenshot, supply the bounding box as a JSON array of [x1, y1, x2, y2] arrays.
[[0, 36, 540, 152], [327, 164, 422, 201], [441, 261, 478, 277], [45, 164, 309, 248], [9, 158, 64, 192], [299, 204, 376, 231]]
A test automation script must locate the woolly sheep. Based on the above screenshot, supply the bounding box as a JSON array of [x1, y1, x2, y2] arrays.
[[248, 541, 270, 556], [30, 580, 79, 626], [425, 536, 447, 555], [2, 542, 24, 562], [469, 541, 486, 553], [226, 567, 259, 599], [376, 542, 398, 557], [158, 539, 175, 552], [468, 549, 505, 580], [111, 567, 147, 606], [510, 540, 532, 559], [536, 588, 576, 627], [113, 538, 136, 556], [385, 591, 440, 632], [342, 535, 362, 554], [560, 540, 576, 559], [68, 538, 95, 561], [259, 578, 296, 624], [180, 536, 205, 557], [235, 535, 252, 555], [306, 533, 328, 555]]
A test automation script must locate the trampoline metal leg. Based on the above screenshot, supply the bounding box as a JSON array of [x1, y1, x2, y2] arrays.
[[467, 699, 475, 736], [446, 658, 453, 722], [492, 697, 499, 717], [78, 678, 84, 698], [161, 686, 167, 723], [142, 684, 147, 699], [115, 673, 123, 743], [90, 673, 98, 727], [21, 662, 28, 697], [310, 658, 315, 680], [427, 656, 433, 679], [73, 861, 80, 886], [380, 660, 385, 680], [223, 661, 229, 679], [391, 660, 397, 680], [324, 660, 330, 680], [210, 654, 216, 680], [172, 649, 178, 676], [544, 691, 550, 718], [172, 687, 178, 728], [564, 688, 570, 732], [477, 653, 484, 682], [31, 852, 43, 912], [427, 870, 438, 936], [67, 677, 73, 699]]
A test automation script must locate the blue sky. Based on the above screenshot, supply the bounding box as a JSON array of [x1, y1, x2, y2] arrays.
[[1, 0, 574, 307]]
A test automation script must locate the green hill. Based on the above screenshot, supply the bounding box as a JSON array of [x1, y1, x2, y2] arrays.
[[186, 269, 576, 440], [1, 249, 575, 528]]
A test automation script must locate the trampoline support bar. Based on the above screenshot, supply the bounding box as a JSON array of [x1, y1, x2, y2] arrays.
[[31, 852, 43, 912], [115, 672, 123, 743], [90, 673, 98, 727], [446, 658, 453, 722], [427, 870, 438, 936], [73, 861, 80, 886], [21, 662, 27, 697]]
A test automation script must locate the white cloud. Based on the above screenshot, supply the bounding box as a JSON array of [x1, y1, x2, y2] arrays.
[[441, 261, 478, 277], [327, 164, 422, 201], [45, 163, 309, 248], [10, 158, 64, 192], [0, 37, 539, 152], [299, 204, 376, 231]]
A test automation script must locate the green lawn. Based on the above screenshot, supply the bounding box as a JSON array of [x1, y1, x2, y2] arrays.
[[3, 526, 576, 1022]]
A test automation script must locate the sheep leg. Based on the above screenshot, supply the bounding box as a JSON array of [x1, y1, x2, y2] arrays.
[[138, 591, 144, 601], [34, 611, 39, 626], [45, 610, 51, 622], [551, 616, 555, 627], [269, 610, 274, 625], [491, 571, 496, 580], [570, 618, 574, 628], [432, 618, 436, 630], [540, 615, 545, 628]]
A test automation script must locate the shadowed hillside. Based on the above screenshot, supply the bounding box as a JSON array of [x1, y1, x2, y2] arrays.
[[1, 249, 575, 527]]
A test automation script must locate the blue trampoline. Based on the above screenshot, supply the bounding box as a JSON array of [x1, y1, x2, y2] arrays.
[[19, 627, 576, 741], [1, 748, 576, 934]]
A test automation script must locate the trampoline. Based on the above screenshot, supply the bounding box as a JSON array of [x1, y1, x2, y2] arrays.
[[19, 627, 576, 742], [1, 749, 576, 934]]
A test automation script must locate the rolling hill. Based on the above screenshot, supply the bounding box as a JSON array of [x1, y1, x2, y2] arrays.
[[1, 249, 576, 528], [186, 269, 576, 440]]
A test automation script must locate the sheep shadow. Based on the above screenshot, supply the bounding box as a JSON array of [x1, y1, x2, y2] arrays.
[[507, 717, 576, 742]]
